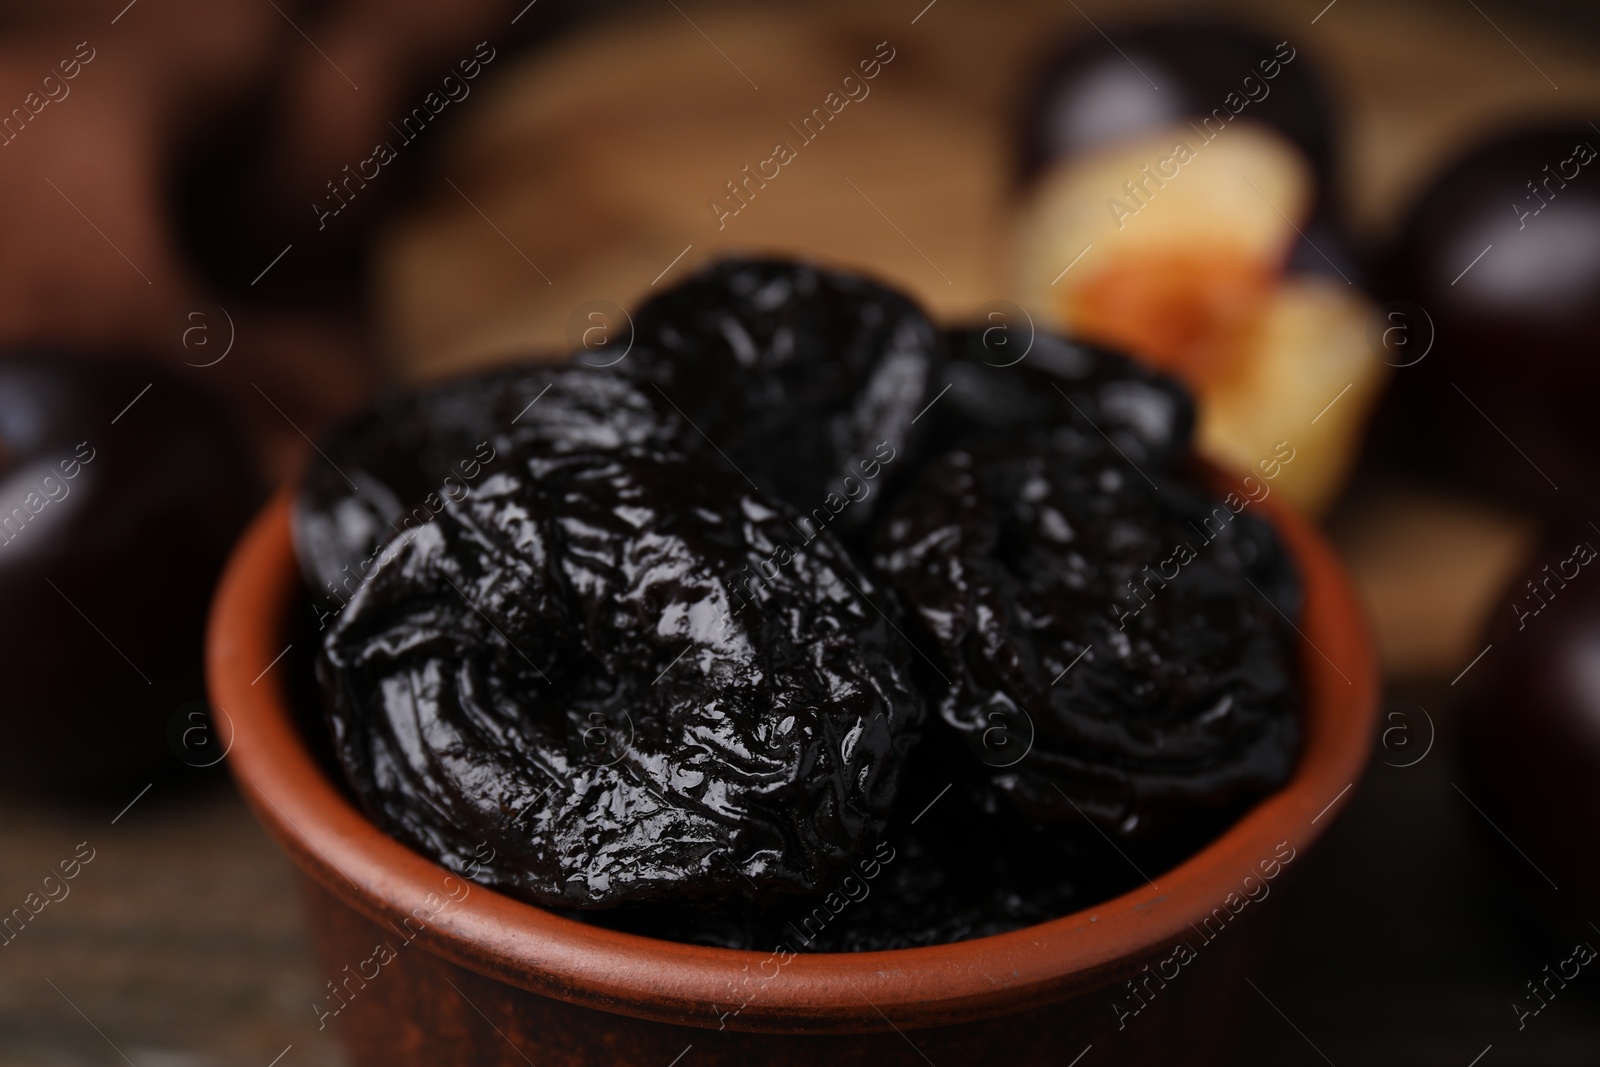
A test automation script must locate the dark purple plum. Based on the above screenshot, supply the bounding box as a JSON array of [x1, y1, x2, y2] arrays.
[[1382, 124, 1600, 509], [1460, 519, 1600, 901], [0, 353, 259, 793], [1018, 20, 1335, 190]]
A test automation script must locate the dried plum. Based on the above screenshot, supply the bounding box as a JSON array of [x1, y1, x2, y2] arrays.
[[768, 770, 1095, 952], [585, 759, 1101, 952], [621, 258, 939, 529], [317, 450, 923, 909], [293, 362, 684, 599], [935, 328, 1195, 469], [293, 256, 1309, 953], [875, 442, 1301, 843]]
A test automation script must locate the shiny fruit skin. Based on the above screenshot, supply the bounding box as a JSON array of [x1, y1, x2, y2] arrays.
[[1383, 125, 1600, 510], [1460, 521, 1600, 901], [1018, 20, 1335, 191], [0, 353, 259, 794]]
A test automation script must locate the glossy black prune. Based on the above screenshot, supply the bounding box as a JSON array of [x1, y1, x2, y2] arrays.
[[621, 258, 939, 529], [772, 764, 1099, 951], [318, 449, 923, 910], [935, 329, 1195, 469], [295, 257, 1309, 953], [293, 361, 685, 598], [592, 800, 1096, 952], [876, 442, 1301, 843]]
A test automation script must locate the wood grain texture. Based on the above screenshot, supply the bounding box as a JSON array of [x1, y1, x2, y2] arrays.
[[0, 783, 345, 1067]]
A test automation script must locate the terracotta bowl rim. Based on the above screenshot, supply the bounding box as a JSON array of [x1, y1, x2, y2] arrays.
[[207, 483, 1376, 1033]]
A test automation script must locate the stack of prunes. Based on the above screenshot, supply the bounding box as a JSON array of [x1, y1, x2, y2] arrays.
[[294, 259, 1301, 951]]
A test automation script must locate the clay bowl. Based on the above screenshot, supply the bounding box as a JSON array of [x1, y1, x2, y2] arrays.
[[208, 485, 1376, 1067]]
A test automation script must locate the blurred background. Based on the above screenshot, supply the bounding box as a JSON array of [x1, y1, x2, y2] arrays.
[[2, 0, 1600, 1062]]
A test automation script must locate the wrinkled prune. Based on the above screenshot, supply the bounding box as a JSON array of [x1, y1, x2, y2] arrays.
[[295, 255, 1309, 953], [876, 442, 1301, 842], [318, 450, 923, 909], [293, 362, 684, 597], [592, 792, 1095, 952], [935, 329, 1195, 468], [622, 258, 939, 529], [775, 763, 1095, 951]]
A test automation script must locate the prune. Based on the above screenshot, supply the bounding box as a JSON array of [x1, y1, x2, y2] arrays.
[[318, 450, 923, 909], [774, 753, 1102, 951], [934, 329, 1195, 469], [621, 258, 939, 531], [293, 362, 685, 600], [0, 352, 258, 792], [296, 256, 1310, 952], [1018, 21, 1334, 191], [875, 442, 1301, 842], [593, 790, 1097, 952]]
